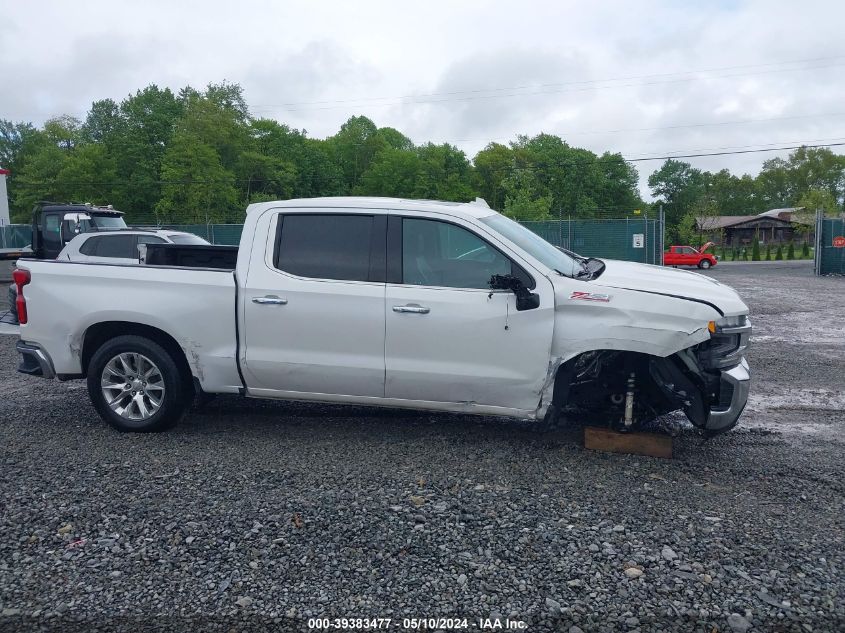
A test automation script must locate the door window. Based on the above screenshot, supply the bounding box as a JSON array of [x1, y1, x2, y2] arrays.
[[402, 218, 512, 289], [136, 235, 166, 246], [82, 234, 138, 258], [43, 214, 62, 248], [79, 236, 99, 255], [274, 214, 375, 282]]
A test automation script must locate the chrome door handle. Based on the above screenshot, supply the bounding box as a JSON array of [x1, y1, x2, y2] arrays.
[[252, 296, 288, 305], [393, 304, 430, 314]]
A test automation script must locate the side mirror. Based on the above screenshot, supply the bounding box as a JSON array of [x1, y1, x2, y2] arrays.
[[60, 220, 77, 243], [489, 274, 540, 311]]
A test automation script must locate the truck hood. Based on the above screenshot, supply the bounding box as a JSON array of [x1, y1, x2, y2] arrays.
[[585, 259, 748, 316]]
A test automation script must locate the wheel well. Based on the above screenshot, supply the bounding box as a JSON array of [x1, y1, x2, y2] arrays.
[[551, 350, 665, 407], [81, 321, 194, 388]]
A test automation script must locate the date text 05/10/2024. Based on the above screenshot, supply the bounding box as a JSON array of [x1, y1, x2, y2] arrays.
[[307, 617, 528, 630]]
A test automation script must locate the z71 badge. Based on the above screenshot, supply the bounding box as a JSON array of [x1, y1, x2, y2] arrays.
[[569, 291, 612, 303]]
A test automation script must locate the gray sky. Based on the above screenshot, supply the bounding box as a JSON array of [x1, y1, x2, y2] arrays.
[[2, 0, 844, 198]]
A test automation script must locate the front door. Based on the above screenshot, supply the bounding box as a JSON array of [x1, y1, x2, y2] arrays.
[[384, 216, 555, 412], [242, 211, 387, 399]]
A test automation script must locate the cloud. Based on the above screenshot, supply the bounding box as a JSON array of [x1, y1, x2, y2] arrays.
[[1, 0, 844, 200]]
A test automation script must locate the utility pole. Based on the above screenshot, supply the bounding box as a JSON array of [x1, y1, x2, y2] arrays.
[[659, 204, 665, 266], [0, 169, 10, 249]]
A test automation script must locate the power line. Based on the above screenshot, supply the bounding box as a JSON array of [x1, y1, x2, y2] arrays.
[[250, 55, 845, 108], [438, 112, 845, 144], [627, 141, 845, 162], [250, 58, 845, 112]]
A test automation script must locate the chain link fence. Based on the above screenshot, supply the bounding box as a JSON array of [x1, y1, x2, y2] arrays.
[[2, 213, 665, 265], [519, 215, 664, 265], [814, 211, 845, 275], [0, 224, 33, 250]]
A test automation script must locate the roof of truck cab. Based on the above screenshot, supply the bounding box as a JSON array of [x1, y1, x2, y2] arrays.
[[245, 197, 498, 219], [41, 203, 124, 215]]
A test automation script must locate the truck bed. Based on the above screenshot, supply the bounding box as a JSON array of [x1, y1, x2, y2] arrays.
[[14, 259, 243, 392]]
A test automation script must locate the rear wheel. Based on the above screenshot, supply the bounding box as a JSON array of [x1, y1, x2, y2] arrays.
[[86, 335, 189, 432], [698, 259, 712, 269]]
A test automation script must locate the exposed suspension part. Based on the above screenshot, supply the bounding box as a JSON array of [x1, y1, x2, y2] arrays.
[[623, 372, 635, 427]]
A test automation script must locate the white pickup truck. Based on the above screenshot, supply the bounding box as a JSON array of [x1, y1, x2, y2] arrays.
[[12, 197, 751, 434]]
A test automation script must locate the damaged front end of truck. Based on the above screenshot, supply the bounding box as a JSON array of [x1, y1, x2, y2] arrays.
[[543, 315, 751, 436]]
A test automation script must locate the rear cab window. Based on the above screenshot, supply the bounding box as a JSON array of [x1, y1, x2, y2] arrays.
[[272, 213, 383, 282]]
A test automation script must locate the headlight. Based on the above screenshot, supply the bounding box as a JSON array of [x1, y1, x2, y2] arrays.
[[708, 314, 750, 334], [702, 315, 751, 369]]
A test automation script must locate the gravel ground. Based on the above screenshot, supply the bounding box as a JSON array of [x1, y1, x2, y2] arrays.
[[0, 261, 843, 632]]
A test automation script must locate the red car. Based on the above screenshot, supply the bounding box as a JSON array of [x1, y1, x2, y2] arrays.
[[664, 242, 718, 269]]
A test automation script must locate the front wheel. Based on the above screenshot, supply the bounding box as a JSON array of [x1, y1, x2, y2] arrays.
[[698, 259, 712, 269], [86, 335, 189, 432]]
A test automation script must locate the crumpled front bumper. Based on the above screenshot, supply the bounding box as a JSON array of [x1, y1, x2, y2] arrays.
[[703, 357, 750, 433]]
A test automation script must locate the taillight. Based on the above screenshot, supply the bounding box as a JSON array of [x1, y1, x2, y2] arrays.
[[12, 268, 31, 325]]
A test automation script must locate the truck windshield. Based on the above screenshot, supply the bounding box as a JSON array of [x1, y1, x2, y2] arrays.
[[87, 216, 127, 230], [167, 234, 210, 245], [479, 214, 582, 277]]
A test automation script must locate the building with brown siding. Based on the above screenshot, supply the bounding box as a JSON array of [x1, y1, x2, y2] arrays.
[[696, 208, 814, 246]]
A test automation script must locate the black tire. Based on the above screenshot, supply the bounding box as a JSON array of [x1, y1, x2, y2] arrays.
[[86, 335, 189, 432], [698, 259, 712, 269]]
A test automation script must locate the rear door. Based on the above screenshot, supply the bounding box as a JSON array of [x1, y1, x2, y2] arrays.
[[242, 211, 387, 398], [383, 215, 555, 412]]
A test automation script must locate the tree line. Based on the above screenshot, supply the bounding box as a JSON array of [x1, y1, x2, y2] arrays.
[[1, 81, 844, 240]]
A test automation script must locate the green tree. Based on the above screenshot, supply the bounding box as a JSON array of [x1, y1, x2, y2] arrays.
[[675, 211, 699, 246], [501, 169, 552, 221], [249, 119, 343, 198], [327, 116, 385, 192], [413, 143, 476, 201], [178, 83, 251, 173], [357, 147, 421, 197], [802, 241, 810, 257], [43, 115, 83, 152], [236, 150, 296, 203], [765, 243, 772, 260], [155, 130, 238, 223], [54, 143, 118, 205], [751, 236, 761, 261], [375, 127, 413, 151], [758, 147, 845, 210], [648, 159, 707, 228], [0, 120, 38, 171], [114, 85, 184, 216], [686, 197, 721, 246], [775, 245, 783, 260], [472, 142, 513, 211], [81, 99, 122, 144], [704, 170, 762, 214], [1, 119, 41, 217], [797, 188, 838, 215], [787, 241, 795, 259], [13, 139, 67, 216]]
